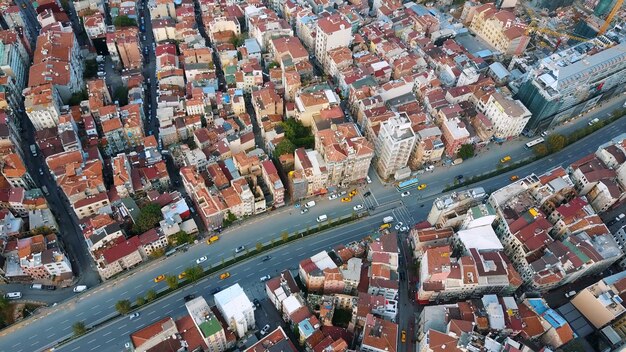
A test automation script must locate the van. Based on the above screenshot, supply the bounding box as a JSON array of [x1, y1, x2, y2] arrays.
[[31, 284, 43, 290], [5, 292, 22, 300], [206, 235, 219, 244], [500, 156, 511, 163], [452, 158, 463, 165], [305, 201, 316, 208], [73, 285, 87, 293], [379, 223, 391, 230], [588, 118, 599, 126], [316, 214, 327, 222], [383, 216, 394, 224]]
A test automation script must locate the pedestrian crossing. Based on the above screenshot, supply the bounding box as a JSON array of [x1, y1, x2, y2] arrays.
[[392, 205, 415, 226]]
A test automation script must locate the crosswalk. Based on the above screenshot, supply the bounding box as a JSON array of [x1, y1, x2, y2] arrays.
[[392, 205, 415, 226]]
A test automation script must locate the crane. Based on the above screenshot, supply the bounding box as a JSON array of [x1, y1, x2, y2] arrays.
[[599, 0, 624, 35], [525, 25, 590, 52]]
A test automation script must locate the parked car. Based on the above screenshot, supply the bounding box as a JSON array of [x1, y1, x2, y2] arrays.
[[417, 184, 427, 190], [235, 246, 245, 253], [129, 312, 140, 320], [328, 193, 338, 200], [353, 204, 363, 211], [260, 324, 271, 335], [366, 176, 372, 183], [401, 191, 411, 197], [260, 275, 271, 282], [455, 174, 464, 181], [253, 298, 261, 308], [400, 226, 409, 233], [616, 213, 625, 221], [565, 290, 577, 298], [339, 191, 347, 196]]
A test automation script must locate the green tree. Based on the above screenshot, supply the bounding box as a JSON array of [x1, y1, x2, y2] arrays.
[[83, 59, 98, 79], [114, 15, 137, 27], [72, 321, 87, 336], [273, 139, 296, 157], [223, 211, 237, 227], [113, 86, 129, 106], [0, 295, 8, 311], [268, 61, 280, 69], [184, 265, 203, 282], [166, 275, 179, 289], [229, 34, 245, 47], [133, 203, 164, 234], [146, 289, 157, 302], [547, 134, 566, 153], [256, 242, 263, 251], [281, 231, 289, 243], [533, 144, 549, 157], [457, 144, 475, 159], [171, 231, 192, 245], [115, 299, 132, 315], [136, 297, 146, 306]]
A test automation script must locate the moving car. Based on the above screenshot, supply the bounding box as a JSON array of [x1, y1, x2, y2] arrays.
[[401, 330, 406, 343], [353, 204, 363, 211], [510, 175, 519, 181], [300, 208, 309, 214], [253, 298, 261, 308], [178, 272, 187, 280], [417, 184, 427, 190], [366, 176, 372, 183], [400, 226, 409, 233], [184, 294, 196, 302], [235, 246, 245, 253], [588, 118, 599, 126], [154, 275, 166, 283], [316, 214, 328, 222], [5, 292, 21, 300], [196, 256, 208, 264], [500, 156, 511, 163], [219, 272, 230, 280], [341, 197, 352, 202], [261, 255, 271, 262], [206, 235, 219, 244], [129, 312, 140, 320], [261, 324, 271, 335], [616, 213, 625, 221], [211, 287, 221, 294], [401, 191, 411, 197], [364, 191, 371, 197], [349, 189, 357, 197], [328, 194, 338, 200], [394, 222, 404, 230], [73, 285, 87, 293], [260, 275, 271, 282], [339, 191, 347, 196]]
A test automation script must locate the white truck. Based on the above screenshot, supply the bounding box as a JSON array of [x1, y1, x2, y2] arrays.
[[383, 216, 394, 224]]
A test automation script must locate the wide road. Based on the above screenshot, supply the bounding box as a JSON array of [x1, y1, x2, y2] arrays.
[[8, 213, 391, 352]]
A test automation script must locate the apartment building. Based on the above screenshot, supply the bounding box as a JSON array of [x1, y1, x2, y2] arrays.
[[293, 148, 329, 197], [261, 160, 284, 208], [180, 166, 225, 230], [408, 126, 445, 170], [441, 117, 470, 157], [468, 4, 529, 56], [482, 92, 531, 140], [571, 273, 626, 329], [299, 251, 342, 294], [186, 296, 228, 351], [374, 114, 416, 180], [106, 27, 143, 70], [23, 83, 63, 130], [360, 314, 398, 352], [0, 29, 29, 113], [316, 123, 374, 187], [214, 284, 255, 338], [315, 14, 352, 72]]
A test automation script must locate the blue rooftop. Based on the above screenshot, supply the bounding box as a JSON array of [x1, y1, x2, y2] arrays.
[[544, 309, 567, 328], [527, 298, 548, 315], [298, 319, 315, 337], [244, 38, 261, 54], [489, 62, 510, 79], [475, 50, 495, 58], [604, 270, 626, 285]]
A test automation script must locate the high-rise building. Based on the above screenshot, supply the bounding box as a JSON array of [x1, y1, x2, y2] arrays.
[[214, 284, 255, 338], [186, 296, 228, 352], [517, 35, 626, 131], [374, 114, 417, 180]]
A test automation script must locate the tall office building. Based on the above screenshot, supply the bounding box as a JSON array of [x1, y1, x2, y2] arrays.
[[516, 35, 626, 131], [374, 114, 417, 180]]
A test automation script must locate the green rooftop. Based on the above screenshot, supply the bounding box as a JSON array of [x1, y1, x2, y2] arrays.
[[199, 316, 222, 338], [563, 240, 590, 263]]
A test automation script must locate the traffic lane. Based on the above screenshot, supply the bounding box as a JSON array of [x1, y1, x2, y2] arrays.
[[5, 211, 390, 352], [56, 215, 391, 352]]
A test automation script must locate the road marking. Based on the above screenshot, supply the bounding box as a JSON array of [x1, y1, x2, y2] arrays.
[[162, 303, 170, 308], [88, 339, 96, 344], [103, 331, 112, 337], [61, 319, 69, 324], [45, 326, 53, 332], [243, 267, 250, 272], [28, 335, 36, 340], [76, 312, 84, 317], [165, 310, 173, 315], [90, 345, 101, 351], [295, 247, 303, 251], [12, 343, 20, 348], [118, 324, 127, 330], [71, 346, 81, 351], [47, 334, 55, 338], [148, 310, 156, 315], [176, 265, 183, 269], [106, 338, 116, 343], [246, 273, 253, 278], [285, 257, 293, 261]]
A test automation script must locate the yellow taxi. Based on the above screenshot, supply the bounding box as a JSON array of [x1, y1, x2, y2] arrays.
[[417, 183, 427, 190], [154, 274, 166, 283], [341, 197, 352, 202], [219, 272, 230, 280], [510, 175, 519, 181], [401, 330, 406, 343], [349, 189, 358, 197], [178, 272, 187, 280]]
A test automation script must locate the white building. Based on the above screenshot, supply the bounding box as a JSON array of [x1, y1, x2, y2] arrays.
[[374, 114, 417, 180], [214, 284, 255, 338], [315, 14, 352, 72], [23, 84, 63, 130], [482, 92, 531, 140]]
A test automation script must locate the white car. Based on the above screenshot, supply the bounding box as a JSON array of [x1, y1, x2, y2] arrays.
[[260, 275, 271, 282], [394, 222, 404, 230], [300, 208, 308, 214], [400, 226, 409, 233], [196, 256, 208, 264], [328, 194, 338, 200], [129, 312, 140, 320], [565, 290, 577, 298], [366, 176, 372, 184], [353, 204, 364, 211], [235, 245, 245, 253], [73, 285, 87, 293], [616, 213, 625, 221], [401, 191, 411, 197], [260, 324, 271, 335], [339, 190, 347, 196]]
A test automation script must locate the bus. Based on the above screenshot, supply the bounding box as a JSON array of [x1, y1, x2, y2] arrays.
[[396, 176, 419, 192], [525, 138, 545, 149]]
